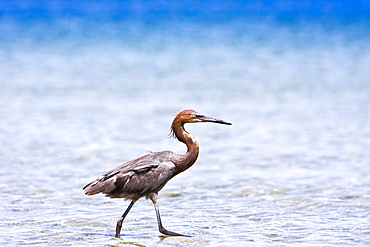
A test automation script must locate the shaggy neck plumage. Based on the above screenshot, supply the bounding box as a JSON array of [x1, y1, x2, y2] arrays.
[[170, 122, 199, 177]]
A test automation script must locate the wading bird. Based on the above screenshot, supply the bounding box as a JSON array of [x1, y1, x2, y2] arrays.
[[83, 109, 231, 237]]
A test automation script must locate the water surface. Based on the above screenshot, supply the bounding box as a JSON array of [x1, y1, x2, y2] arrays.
[[1, 18, 370, 246]]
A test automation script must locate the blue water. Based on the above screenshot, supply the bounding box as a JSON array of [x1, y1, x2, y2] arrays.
[[1, 4, 370, 245]]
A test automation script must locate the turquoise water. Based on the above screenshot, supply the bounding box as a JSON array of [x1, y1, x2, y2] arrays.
[[1, 17, 370, 246]]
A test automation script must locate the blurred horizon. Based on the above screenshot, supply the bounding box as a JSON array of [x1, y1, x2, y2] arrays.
[[1, 0, 370, 23], [1, 1, 369, 44], [1, 1, 369, 97], [1, 1, 369, 45]]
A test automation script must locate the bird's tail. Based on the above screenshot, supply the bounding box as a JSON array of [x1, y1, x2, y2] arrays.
[[83, 180, 113, 196], [83, 180, 101, 195], [83, 174, 122, 196]]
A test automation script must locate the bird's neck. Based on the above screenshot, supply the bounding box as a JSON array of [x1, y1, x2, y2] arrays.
[[171, 124, 199, 176]]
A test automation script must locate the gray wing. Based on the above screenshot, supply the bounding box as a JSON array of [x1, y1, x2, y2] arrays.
[[83, 151, 176, 199]]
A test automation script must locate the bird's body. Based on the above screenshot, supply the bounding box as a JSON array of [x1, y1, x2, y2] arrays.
[[83, 109, 231, 237], [84, 151, 179, 199]]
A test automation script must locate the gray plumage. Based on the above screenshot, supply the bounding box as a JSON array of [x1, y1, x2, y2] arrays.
[[83, 151, 179, 200]]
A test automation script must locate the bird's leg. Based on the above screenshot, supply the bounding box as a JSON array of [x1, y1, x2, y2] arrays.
[[153, 203, 187, 236], [115, 200, 136, 238], [149, 193, 188, 237]]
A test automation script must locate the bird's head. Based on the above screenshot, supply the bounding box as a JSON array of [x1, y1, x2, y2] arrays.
[[170, 109, 231, 140], [174, 109, 232, 125]]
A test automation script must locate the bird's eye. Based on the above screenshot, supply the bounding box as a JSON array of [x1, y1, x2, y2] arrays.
[[194, 114, 206, 119]]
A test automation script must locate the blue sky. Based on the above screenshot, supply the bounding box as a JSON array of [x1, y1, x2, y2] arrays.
[[1, 0, 370, 24]]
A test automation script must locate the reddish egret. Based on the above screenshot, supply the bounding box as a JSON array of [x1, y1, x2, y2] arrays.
[[83, 109, 231, 237]]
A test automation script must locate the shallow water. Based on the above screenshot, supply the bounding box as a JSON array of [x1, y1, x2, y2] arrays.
[[1, 19, 370, 246]]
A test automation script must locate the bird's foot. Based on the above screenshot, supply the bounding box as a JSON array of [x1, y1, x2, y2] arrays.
[[159, 226, 189, 237], [115, 219, 124, 238]]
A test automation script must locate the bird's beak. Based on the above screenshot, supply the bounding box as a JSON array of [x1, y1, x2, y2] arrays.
[[195, 114, 232, 125]]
